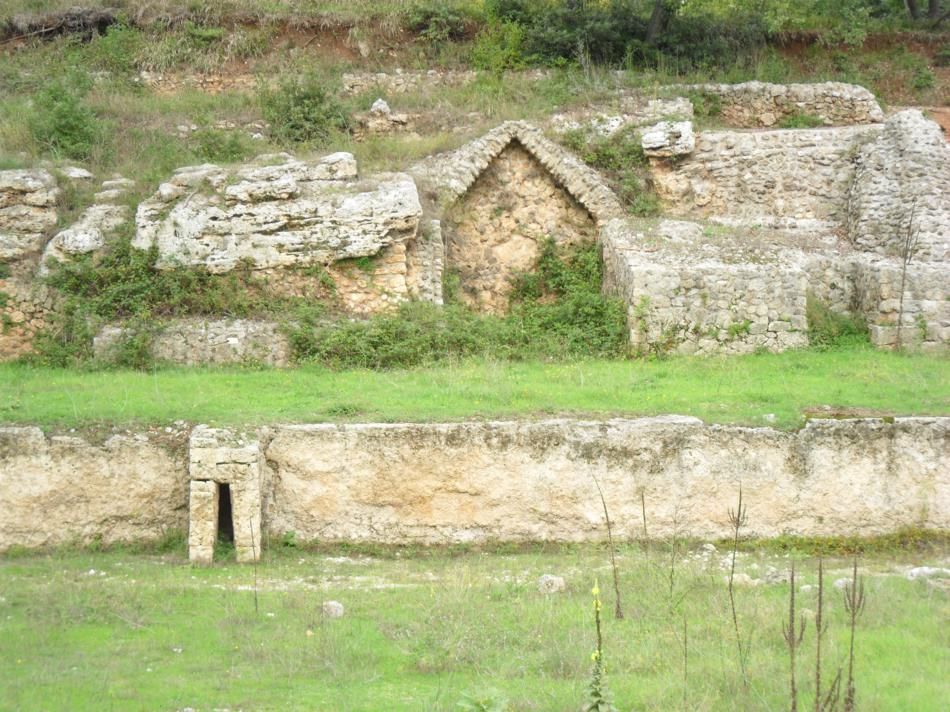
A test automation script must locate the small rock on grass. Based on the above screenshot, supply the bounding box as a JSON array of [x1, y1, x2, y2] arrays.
[[322, 600, 345, 618], [537, 574, 566, 594]]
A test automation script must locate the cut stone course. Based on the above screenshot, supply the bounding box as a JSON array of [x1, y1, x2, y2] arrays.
[[1, 417, 947, 553]]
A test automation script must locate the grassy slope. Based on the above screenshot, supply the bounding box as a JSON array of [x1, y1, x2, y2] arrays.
[[1, 346, 947, 428], [1, 545, 947, 711]]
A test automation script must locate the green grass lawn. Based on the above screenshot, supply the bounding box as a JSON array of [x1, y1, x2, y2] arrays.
[[1, 544, 947, 711], [1, 346, 947, 429]]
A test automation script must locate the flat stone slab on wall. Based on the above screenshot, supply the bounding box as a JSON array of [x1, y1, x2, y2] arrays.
[[0, 426, 188, 552], [262, 417, 949, 543]]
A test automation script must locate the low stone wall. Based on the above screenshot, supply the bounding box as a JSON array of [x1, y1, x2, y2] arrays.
[[1, 418, 946, 554], [261, 418, 948, 543], [649, 124, 880, 226], [602, 219, 810, 355], [94, 318, 292, 367], [847, 110, 950, 263], [0, 426, 188, 551], [680, 81, 884, 127]]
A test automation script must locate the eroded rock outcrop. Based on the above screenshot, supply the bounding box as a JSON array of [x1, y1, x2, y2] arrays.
[[133, 152, 424, 273]]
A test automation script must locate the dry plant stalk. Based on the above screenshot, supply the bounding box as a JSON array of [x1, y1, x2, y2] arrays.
[[813, 558, 842, 712], [727, 484, 749, 684], [843, 558, 867, 712], [896, 199, 920, 349], [783, 561, 806, 712], [591, 472, 624, 620], [249, 516, 259, 615]]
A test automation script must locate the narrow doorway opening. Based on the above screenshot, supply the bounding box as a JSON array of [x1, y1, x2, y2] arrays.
[[217, 483, 234, 543]]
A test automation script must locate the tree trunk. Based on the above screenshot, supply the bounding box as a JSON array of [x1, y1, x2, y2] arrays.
[[646, 0, 668, 44], [928, 0, 941, 19], [906, 0, 921, 20]]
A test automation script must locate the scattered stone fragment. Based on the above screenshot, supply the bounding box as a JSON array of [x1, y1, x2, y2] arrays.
[[537, 574, 566, 594], [322, 600, 345, 618]]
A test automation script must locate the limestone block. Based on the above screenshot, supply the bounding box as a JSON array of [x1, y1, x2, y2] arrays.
[[641, 121, 695, 158], [188, 426, 262, 563], [134, 152, 420, 274], [188, 480, 219, 565], [40, 203, 128, 274], [0, 169, 59, 260]]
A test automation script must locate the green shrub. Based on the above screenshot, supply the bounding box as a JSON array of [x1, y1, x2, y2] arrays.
[[806, 294, 868, 349], [83, 23, 144, 75], [778, 112, 824, 129], [289, 240, 628, 369], [34, 231, 300, 367], [471, 20, 526, 74], [189, 127, 255, 164], [29, 76, 106, 161], [935, 45, 950, 68], [258, 75, 350, 146], [405, 2, 473, 44]]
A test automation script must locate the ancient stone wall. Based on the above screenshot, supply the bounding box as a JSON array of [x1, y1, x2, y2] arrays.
[[681, 81, 884, 127], [602, 219, 810, 355], [649, 124, 881, 226], [444, 143, 597, 312], [2, 418, 946, 553], [847, 110, 950, 263], [0, 170, 59, 359], [0, 426, 188, 551], [94, 318, 292, 367], [262, 417, 949, 543]]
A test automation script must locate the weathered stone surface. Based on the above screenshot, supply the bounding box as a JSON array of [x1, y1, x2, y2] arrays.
[[40, 203, 128, 274], [444, 143, 597, 312], [411, 120, 623, 223], [188, 480, 219, 565], [1, 418, 947, 551], [649, 124, 881, 226], [641, 121, 695, 158], [322, 601, 345, 618], [341, 69, 481, 95], [847, 110, 950, 263], [189, 426, 262, 563], [133, 152, 421, 274], [261, 417, 949, 543], [538, 574, 566, 594], [549, 97, 693, 137], [0, 169, 58, 260], [94, 319, 292, 367], [678, 82, 884, 127], [0, 426, 188, 552], [602, 218, 817, 355]]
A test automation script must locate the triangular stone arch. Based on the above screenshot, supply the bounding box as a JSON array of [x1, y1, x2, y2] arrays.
[[410, 120, 623, 224], [410, 122, 622, 313]]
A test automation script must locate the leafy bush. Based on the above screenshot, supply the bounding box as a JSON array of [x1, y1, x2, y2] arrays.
[[33, 231, 298, 367], [289, 240, 628, 368], [258, 75, 350, 146], [28, 75, 106, 161], [189, 127, 256, 163], [778, 112, 824, 129], [560, 126, 660, 217], [83, 23, 145, 75], [935, 45, 950, 68], [479, 1, 766, 69], [471, 20, 526, 74], [806, 294, 868, 349], [406, 2, 474, 44]]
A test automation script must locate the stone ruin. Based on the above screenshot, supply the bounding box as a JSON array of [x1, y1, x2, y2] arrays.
[[1, 81, 948, 364]]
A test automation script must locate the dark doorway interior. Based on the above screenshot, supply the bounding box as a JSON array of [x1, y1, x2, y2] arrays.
[[217, 483, 234, 543]]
